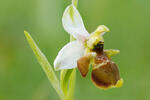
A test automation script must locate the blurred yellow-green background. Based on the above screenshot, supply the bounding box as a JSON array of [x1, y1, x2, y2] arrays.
[[0, 0, 150, 100]]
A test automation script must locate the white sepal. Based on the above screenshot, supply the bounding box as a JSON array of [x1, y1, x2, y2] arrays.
[[54, 41, 84, 70], [62, 5, 89, 42]]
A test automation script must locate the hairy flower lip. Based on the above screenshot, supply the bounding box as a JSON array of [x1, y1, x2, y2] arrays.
[[91, 61, 122, 89], [90, 49, 123, 89]]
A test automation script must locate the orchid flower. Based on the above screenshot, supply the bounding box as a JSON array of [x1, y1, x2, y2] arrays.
[[54, 4, 123, 89]]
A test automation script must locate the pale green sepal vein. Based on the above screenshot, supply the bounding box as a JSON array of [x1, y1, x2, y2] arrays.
[[24, 31, 65, 100], [69, 5, 75, 22]]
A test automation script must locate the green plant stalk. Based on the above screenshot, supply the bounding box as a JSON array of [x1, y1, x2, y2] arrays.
[[60, 69, 73, 97], [72, 0, 78, 7], [24, 31, 65, 100], [67, 69, 76, 100]]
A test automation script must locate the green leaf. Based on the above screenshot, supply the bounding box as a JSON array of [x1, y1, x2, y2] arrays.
[[24, 31, 64, 100]]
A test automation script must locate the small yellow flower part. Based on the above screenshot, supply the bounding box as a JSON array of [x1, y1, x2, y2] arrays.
[[95, 25, 110, 34], [102, 78, 123, 90], [95, 79, 124, 90], [84, 48, 91, 55], [86, 25, 109, 50], [115, 78, 123, 88], [104, 49, 120, 58], [86, 35, 100, 49]]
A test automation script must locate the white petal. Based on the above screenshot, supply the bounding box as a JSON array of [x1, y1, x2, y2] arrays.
[[54, 41, 84, 70], [62, 5, 89, 41]]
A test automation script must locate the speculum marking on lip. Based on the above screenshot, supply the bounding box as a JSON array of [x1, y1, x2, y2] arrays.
[[91, 61, 120, 89]]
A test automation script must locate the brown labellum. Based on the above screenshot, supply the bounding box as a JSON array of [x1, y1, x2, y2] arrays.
[[91, 52, 120, 89]]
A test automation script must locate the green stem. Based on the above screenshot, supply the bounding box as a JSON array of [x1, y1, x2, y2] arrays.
[[60, 69, 73, 97], [67, 69, 76, 100], [72, 0, 78, 7]]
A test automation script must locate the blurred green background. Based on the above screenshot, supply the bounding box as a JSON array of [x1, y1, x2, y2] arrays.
[[0, 0, 150, 100]]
